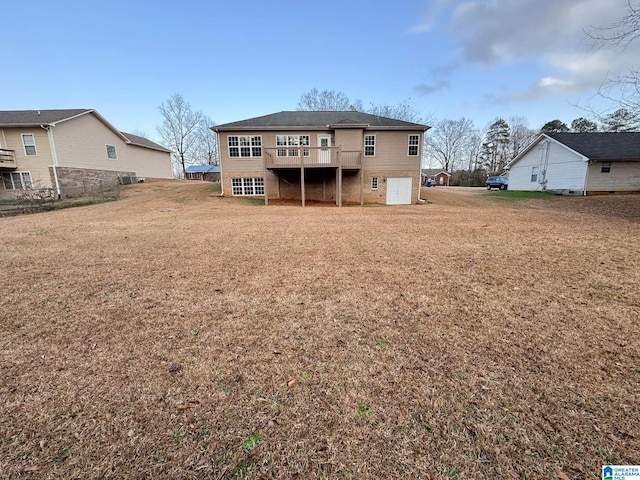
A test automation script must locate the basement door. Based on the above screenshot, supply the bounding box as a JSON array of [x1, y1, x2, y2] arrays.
[[386, 177, 412, 205]]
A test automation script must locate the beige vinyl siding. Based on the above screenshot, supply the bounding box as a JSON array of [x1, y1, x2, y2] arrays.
[[0, 127, 55, 188], [334, 129, 364, 151], [52, 114, 172, 178], [362, 131, 422, 170], [125, 145, 172, 179], [219, 132, 265, 173], [587, 161, 640, 192]]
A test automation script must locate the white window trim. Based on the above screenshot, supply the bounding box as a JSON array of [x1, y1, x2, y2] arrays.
[[364, 134, 376, 157], [228, 135, 262, 158], [276, 135, 310, 157], [231, 177, 265, 196], [531, 166, 539, 183], [408, 134, 420, 156], [106, 144, 118, 160], [21, 134, 37, 156], [2, 171, 33, 190], [371, 176, 379, 190]]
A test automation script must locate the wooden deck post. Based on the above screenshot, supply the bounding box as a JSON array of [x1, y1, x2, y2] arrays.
[[263, 159, 268, 206], [360, 167, 364, 206], [300, 155, 305, 207]]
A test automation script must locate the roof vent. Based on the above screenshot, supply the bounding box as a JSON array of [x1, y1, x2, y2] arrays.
[[37, 110, 41, 115]]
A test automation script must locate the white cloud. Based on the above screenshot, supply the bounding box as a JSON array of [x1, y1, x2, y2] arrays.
[[415, 0, 639, 101]]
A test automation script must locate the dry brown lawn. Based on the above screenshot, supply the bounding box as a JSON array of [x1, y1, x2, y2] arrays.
[[1, 181, 639, 479]]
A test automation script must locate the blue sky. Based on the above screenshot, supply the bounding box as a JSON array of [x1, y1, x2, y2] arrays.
[[3, 0, 637, 142]]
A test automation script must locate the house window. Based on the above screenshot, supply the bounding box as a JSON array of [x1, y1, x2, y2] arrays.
[[531, 166, 539, 183], [364, 135, 375, 156], [276, 135, 310, 157], [601, 162, 611, 173], [2, 171, 33, 190], [22, 134, 37, 156], [408, 134, 420, 156], [371, 176, 378, 190], [228, 136, 262, 158], [106, 144, 117, 159], [231, 177, 265, 196]]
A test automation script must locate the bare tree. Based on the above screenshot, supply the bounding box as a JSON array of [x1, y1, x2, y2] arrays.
[[588, 1, 640, 47], [157, 94, 203, 178], [297, 88, 432, 124], [508, 116, 537, 158], [297, 88, 353, 111], [588, 2, 640, 114], [196, 115, 219, 166], [425, 118, 475, 172]]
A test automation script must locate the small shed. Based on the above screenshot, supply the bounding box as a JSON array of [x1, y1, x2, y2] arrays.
[[185, 165, 220, 182]]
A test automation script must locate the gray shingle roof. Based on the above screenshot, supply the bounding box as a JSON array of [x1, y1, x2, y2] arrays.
[[0, 109, 92, 126], [120, 132, 171, 153], [214, 111, 429, 130], [548, 132, 640, 161]]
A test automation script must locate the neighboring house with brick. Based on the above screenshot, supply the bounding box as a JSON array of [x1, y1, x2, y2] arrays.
[[212, 111, 430, 206], [421, 168, 450, 186], [506, 132, 640, 195], [0, 109, 172, 197]]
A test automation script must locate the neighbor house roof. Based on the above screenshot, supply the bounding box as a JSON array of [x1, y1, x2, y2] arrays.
[[421, 168, 450, 177], [213, 111, 430, 131], [185, 165, 220, 173], [0, 109, 171, 153], [546, 132, 640, 161], [0, 109, 92, 126], [120, 131, 172, 153]]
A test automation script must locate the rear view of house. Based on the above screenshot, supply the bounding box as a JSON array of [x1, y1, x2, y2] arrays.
[[0, 109, 172, 197], [507, 132, 640, 195], [213, 111, 429, 206]]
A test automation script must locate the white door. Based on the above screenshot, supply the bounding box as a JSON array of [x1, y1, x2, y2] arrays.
[[318, 135, 331, 164], [386, 177, 412, 205]]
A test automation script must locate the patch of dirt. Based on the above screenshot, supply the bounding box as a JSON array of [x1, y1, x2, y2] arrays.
[[1, 180, 639, 479]]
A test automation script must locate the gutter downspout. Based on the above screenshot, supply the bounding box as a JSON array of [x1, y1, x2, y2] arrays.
[[417, 132, 426, 203], [41, 124, 61, 198], [583, 159, 594, 196], [214, 130, 225, 197]]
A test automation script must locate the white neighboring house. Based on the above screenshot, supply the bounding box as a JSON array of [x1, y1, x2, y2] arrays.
[[0, 109, 172, 197], [506, 132, 640, 195]]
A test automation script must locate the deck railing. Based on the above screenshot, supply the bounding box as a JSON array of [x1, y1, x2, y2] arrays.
[[264, 147, 361, 169], [0, 149, 16, 168]]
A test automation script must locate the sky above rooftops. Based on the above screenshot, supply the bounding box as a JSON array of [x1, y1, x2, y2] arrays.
[[2, 0, 637, 144]]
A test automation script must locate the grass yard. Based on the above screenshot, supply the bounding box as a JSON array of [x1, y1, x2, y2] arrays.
[[1, 181, 639, 479]]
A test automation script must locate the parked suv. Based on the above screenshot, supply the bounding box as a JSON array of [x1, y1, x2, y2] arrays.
[[486, 176, 508, 190]]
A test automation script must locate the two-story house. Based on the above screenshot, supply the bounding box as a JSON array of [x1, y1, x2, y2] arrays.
[[0, 109, 172, 197], [213, 111, 429, 206]]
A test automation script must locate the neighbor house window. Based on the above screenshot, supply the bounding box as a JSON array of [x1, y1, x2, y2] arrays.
[[106, 144, 117, 159], [231, 177, 265, 196], [371, 176, 379, 190], [601, 162, 611, 173], [276, 135, 310, 157], [2, 171, 33, 190], [408, 134, 420, 156], [228, 136, 262, 158], [531, 166, 539, 182], [22, 134, 37, 156], [364, 135, 375, 156]]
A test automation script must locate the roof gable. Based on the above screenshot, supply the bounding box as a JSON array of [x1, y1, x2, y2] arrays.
[[214, 111, 429, 130]]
